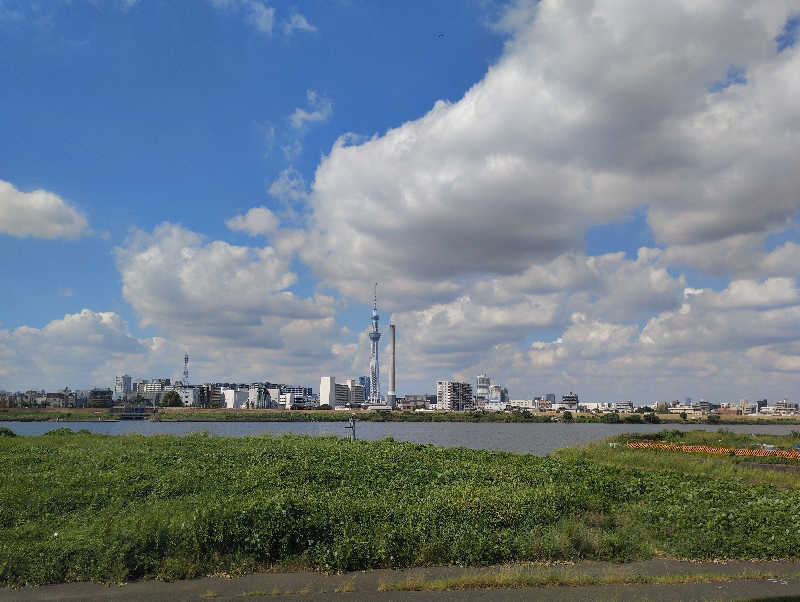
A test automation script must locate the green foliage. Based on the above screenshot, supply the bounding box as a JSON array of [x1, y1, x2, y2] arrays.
[[317, 404, 331, 410], [599, 412, 621, 424], [561, 411, 573, 422], [622, 413, 642, 424], [161, 391, 183, 408], [0, 426, 16, 437], [707, 414, 721, 424], [1, 431, 799, 586], [642, 413, 660, 424], [679, 412, 688, 420]]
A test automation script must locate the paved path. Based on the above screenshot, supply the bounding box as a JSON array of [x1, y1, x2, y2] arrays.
[[4, 560, 800, 601]]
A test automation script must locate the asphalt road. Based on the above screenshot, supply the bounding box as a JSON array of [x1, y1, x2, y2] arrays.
[[5, 559, 800, 601]]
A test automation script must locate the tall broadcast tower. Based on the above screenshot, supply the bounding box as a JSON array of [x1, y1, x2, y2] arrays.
[[368, 283, 382, 404]]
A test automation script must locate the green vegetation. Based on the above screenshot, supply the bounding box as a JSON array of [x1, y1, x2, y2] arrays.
[[554, 429, 800, 488], [2, 430, 800, 586], [0, 408, 116, 422], [161, 391, 183, 408]]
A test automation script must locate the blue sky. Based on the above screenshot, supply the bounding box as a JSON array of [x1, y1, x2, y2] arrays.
[[2, 1, 800, 402]]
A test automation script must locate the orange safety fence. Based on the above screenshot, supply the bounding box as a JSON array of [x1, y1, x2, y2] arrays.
[[626, 441, 800, 459]]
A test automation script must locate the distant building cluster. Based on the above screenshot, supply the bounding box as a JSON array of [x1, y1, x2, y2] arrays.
[[2, 293, 798, 416]]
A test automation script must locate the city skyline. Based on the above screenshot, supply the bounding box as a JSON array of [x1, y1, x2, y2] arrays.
[[2, 2, 800, 401]]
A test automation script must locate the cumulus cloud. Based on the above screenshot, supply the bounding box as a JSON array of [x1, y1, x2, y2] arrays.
[[0, 179, 89, 240], [108, 223, 354, 386], [0, 310, 155, 390], [301, 1, 800, 308], [226, 206, 280, 236], [289, 89, 332, 129]]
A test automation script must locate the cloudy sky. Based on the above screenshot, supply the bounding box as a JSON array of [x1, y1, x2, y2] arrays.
[[2, 0, 800, 402]]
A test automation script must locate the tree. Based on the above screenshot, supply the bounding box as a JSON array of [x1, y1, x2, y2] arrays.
[[161, 390, 183, 407], [679, 411, 688, 421], [643, 412, 661, 424], [707, 413, 721, 424], [562, 410, 573, 422], [600, 412, 621, 423]]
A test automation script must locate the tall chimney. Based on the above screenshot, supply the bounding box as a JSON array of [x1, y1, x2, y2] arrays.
[[388, 323, 396, 407]]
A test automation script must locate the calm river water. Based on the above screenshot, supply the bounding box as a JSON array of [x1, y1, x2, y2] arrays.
[[4, 421, 798, 455]]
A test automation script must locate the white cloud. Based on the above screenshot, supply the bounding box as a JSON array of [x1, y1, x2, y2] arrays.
[[289, 89, 333, 129], [283, 12, 316, 35], [0, 179, 89, 240], [108, 223, 353, 386], [226, 206, 280, 236], [210, 0, 274, 35], [301, 1, 800, 309], [268, 167, 309, 205], [0, 310, 157, 391]]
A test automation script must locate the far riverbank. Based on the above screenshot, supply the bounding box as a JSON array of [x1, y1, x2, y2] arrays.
[[2, 406, 800, 425]]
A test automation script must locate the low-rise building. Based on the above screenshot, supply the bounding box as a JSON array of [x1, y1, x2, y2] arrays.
[[223, 388, 249, 409], [553, 392, 579, 412]]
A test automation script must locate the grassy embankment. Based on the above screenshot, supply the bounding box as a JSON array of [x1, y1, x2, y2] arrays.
[[0, 408, 116, 421], [1, 426, 799, 586]]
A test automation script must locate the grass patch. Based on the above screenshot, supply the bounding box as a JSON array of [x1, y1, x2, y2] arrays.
[[2, 432, 800, 586]]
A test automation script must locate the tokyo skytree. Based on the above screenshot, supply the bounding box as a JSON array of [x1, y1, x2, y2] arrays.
[[368, 283, 382, 404]]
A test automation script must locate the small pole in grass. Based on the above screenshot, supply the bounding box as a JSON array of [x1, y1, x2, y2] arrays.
[[345, 415, 357, 441]]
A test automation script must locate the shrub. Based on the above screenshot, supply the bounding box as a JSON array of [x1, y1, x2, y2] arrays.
[[600, 412, 621, 424], [161, 391, 183, 408], [0, 426, 16, 437], [561, 411, 573, 422], [623, 413, 642, 424], [642, 413, 661, 424]]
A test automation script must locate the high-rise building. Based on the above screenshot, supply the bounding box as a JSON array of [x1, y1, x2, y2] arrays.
[[488, 384, 508, 403], [476, 374, 490, 400], [368, 284, 382, 404], [436, 380, 473, 412], [114, 374, 132, 396], [358, 376, 370, 393]]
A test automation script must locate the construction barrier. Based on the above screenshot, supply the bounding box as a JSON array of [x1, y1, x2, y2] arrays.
[[626, 441, 800, 459]]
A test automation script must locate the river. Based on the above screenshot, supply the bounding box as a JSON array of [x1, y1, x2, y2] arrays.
[[3, 420, 797, 455]]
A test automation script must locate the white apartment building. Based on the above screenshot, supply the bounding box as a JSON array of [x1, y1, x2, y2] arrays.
[[320, 376, 365, 408], [223, 388, 249, 409], [508, 399, 538, 411], [582, 401, 634, 413], [436, 380, 473, 412]]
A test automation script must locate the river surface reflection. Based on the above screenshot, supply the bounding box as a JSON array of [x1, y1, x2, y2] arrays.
[[4, 420, 797, 455]]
